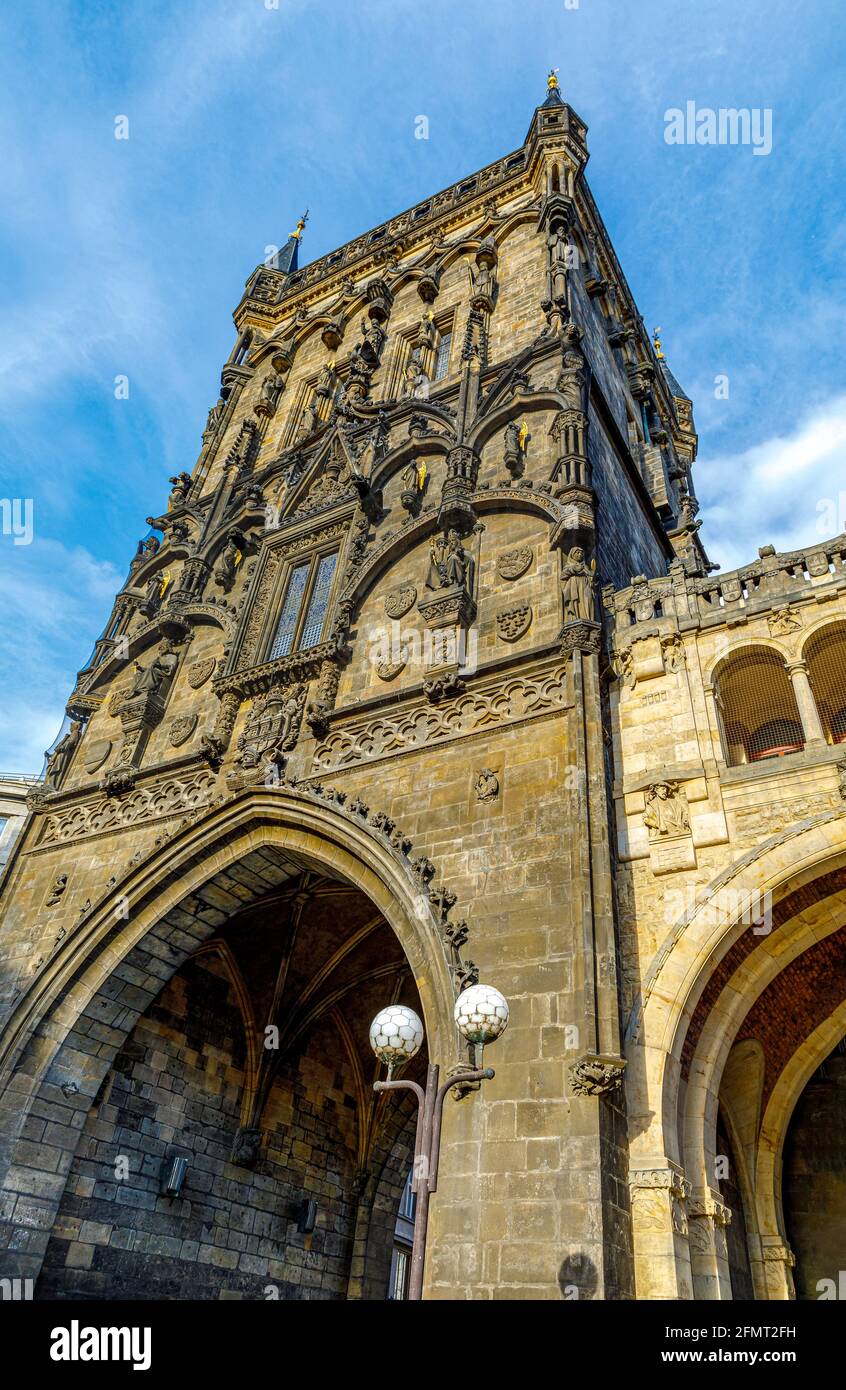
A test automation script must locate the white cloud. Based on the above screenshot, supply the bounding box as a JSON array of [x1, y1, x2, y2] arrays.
[[700, 393, 846, 572], [0, 538, 123, 771]]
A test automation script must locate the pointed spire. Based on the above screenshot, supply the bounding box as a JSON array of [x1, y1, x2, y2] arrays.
[[542, 68, 565, 108], [653, 328, 692, 404], [271, 210, 309, 275]]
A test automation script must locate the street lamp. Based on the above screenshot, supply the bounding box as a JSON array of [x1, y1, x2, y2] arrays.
[[369, 983, 509, 1301]]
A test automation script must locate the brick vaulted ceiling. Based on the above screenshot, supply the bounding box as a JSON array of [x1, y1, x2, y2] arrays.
[[681, 868, 846, 1091]]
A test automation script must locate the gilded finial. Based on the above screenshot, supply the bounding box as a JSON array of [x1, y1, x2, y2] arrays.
[[547, 68, 560, 92], [290, 209, 310, 241], [653, 326, 664, 360]]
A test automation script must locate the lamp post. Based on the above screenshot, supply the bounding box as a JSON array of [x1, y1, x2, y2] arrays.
[[369, 983, 509, 1301]]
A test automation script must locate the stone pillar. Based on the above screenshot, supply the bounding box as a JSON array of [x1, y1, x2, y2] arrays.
[[760, 1239, 797, 1300], [786, 660, 826, 745], [688, 1189, 733, 1298], [629, 1162, 694, 1299]]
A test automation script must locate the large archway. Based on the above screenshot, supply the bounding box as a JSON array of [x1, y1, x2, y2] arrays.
[[625, 812, 846, 1299], [783, 1038, 846, 1300], [0, 788, 459, 1297]]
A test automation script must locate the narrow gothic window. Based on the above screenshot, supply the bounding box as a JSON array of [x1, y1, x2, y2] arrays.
[[300, 552, 338, 649], [269, 561, 310, 660], [268, 552, 338, 661], [434, 332, 452, 382]]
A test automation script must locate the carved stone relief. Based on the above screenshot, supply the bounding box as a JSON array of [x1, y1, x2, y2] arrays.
[[376, 659, 407, 682], [169, 713, 199, 748], [384, 585, 417, 620], [40, 769, 219, 846], [187, 657, 217, 689], [314, 661, 570, 773], [643, 781, 690, 838], [496, 605, 532, 643], [81, 740, 112, 775], [497, 546, 533, 581], [767, 604, 802, 636], [474, 768, 500, 802]]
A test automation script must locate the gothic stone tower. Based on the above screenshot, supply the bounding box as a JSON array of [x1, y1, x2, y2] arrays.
[[0, 78, 717, 1301]]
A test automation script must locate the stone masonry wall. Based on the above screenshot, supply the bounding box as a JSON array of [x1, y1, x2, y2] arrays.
[[35, 957, 363, 1300]]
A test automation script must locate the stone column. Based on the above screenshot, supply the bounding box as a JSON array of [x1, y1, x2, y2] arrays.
[[629, 1162, 694, 1299], [688, 1189, 733, 1298], [759, 1239, 796, 1299], [785, 660, 826, 744]]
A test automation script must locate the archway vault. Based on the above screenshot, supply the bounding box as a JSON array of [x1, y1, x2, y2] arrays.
[[625, 810, 846, 1300], [0, 786, 461, 1286]]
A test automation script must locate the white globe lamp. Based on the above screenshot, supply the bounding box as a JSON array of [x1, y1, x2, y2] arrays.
[[454, 984, 509, 1066], [369, 1004, 424, 1078]]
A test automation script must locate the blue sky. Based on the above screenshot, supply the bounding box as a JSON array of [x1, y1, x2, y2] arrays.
[[1, 0, 845, 770]]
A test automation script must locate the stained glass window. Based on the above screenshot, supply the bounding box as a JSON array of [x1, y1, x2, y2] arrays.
[[434, 332, 452, 382], [269, 561, 310, 660], [300, 552, 338, 649]]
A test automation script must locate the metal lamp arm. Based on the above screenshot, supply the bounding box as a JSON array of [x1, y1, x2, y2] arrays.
[[428, 1066, 494, 1192]]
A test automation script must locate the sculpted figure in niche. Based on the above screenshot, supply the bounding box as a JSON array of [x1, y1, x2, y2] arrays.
[[215, 534, 242, 590], [548, 224, 571, 300], [360, 318, 386, 365], [127, 646, 178, 699], [426, 529, 474, 594], [416, 311, 436, 351], [315, 362, 335, 396], [643, 781, 690, 838], [557, 339, 586, 413], [260, 371, 283, 408], [143, 572, 165, 610], [45, 723, 82, 786], [402, 350, 429, 400], [470, 258, 495, 302], [402, 459, 427, 496], [561, 546, 596, 622]]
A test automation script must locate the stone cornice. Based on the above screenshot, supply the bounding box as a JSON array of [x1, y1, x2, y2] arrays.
[[235, 146, 530, 322]]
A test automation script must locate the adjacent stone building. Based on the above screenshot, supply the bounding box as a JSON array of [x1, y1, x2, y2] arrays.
[[0, 76, 843, 1301]]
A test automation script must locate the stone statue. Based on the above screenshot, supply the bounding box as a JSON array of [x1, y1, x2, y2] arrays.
[[643, 781, 690, 838], [45, 722, 82, 787], [426, 530, 474, 593], [360, 318, 386, 365], [202, 400, 224, 443], [548, 225, 570, 300], [214, 535, 242, 591], [260, 371, 282, 407], [561, 547, 596, 623], [275, 694, 302, 752], [416, 312, 436, 351], [168, 473, 192, 510], [402, 350, 428, 399], [557, 341, 586, 413], [402, 459, 426, 496], [127, 647, 177, 700], [143, 573, 165, 611], [315, 362, 336, 397]]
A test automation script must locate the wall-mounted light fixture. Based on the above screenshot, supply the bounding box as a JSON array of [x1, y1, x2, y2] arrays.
[[159, 1155, 188, 1198]]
